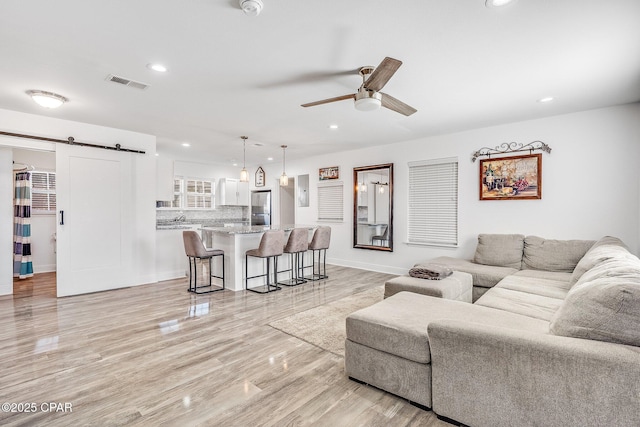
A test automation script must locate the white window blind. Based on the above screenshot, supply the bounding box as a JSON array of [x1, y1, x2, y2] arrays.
[[31, 171, 56, 213], [317, 181, 343, 222], [408, 158, 458, 247], [186, 178, 213, 209]]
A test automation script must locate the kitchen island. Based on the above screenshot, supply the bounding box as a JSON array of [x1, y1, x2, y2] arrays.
[[201, 224, 315, 291]]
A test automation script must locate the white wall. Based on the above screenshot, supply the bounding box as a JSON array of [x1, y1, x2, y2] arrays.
[[0, 108, 156, 295], [266, 104, 640, 275], [0, 148, 13, 295]]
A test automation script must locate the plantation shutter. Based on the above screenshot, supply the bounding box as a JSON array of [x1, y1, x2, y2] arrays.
[[317, 182, 343, 222], [31, 171, 56, 212], [408, 157, 458, 247]]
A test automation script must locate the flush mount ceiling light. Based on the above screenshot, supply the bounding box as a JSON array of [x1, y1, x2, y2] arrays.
[[239, 0, 263, 16], [147, 63, 167, 72], [240, 136, 249, 182], [485, 0, 517, 7], [537, 96, 555, 103], [280, 145, 288, 187], [26, 90, 68, 109]]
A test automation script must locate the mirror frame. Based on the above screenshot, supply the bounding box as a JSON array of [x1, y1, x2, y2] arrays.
[[353, 163, 393, 252]]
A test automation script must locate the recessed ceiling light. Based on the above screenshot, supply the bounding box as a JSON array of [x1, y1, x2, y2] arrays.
[[485, 0, 517, 8], [267, 157, 274, 161], [328, 124, 339, 129], [181, 143, 190, 147], [26, 90, 68, 109], [147, 63, 167, 72], [232, 163, 238, 167], [155, 153, 160, 156], [537, 97, 555, 103], [253, 142, 264, 147]]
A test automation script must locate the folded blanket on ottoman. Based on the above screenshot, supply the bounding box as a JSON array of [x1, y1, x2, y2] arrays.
[[409, 264, 453, 280]]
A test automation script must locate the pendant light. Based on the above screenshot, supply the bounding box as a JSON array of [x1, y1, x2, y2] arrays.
[[240, 136, 249, 182], [279, 145, 288, 186]]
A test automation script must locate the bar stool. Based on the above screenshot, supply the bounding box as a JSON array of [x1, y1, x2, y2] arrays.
[[304, 226, 331, 281], [182, 230, 225, 294], [277, 228, 309, 286], [245, 230, 285, 294]]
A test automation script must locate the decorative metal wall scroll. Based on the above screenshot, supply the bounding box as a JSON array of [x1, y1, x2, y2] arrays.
[[471, 140, 551, 162]]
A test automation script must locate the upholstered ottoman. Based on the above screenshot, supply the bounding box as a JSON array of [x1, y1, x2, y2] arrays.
[[384, 271, 473, 303]]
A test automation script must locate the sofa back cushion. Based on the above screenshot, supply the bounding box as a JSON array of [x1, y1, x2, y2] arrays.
[[549, 255, 640, 347], [473, 234, 525, 269], [523, 236, 594, 272], [569, 236, 629, 286]]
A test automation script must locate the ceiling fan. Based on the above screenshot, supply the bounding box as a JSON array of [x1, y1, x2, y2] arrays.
[[301, 57, 417, 116]]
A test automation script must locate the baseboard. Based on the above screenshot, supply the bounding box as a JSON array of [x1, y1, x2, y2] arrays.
[[156, 270, 187, 282], [34, 264, 56, 273], [326, 258, 407, 276]]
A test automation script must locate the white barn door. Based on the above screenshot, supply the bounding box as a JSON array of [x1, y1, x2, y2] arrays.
[[56, 145, 132, 297]]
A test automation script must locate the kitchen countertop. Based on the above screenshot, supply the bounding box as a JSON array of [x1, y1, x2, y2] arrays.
[[201, 224, 315, 235]]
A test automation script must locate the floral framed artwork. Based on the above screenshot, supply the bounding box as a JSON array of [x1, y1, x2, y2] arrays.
[[479, 153, 541, 200], [319, 166, 339, 181]]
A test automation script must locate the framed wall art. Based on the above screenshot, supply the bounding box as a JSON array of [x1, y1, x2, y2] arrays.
[[479, 153, 541, 200], [319, 166, 339, 181], [255, 166, 265, 187]]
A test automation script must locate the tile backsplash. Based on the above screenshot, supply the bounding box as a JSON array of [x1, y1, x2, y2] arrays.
[[157, 206, 249, 225]]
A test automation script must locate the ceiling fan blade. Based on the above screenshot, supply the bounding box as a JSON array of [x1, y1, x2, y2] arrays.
[[301, 94, 355, 108], [363, 57, 402, 92], [380, 92, 417, 116]]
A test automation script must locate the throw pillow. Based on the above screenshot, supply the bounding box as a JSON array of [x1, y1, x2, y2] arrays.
[[523, 236, 594, 272], [569, 236, 629, 286], [473, 234, 525, 269], [549, 256, 640, 347]]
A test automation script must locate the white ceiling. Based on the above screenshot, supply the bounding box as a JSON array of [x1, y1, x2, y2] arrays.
[[1, 0, 639, 165]]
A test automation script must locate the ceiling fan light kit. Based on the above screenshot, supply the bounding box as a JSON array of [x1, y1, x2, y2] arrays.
[[354, 90, 382, 112], [301, 57, 417, 116], [239, 0, 263, 16]]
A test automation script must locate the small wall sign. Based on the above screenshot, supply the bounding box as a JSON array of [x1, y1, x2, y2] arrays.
[[255, 166, 265, 187]]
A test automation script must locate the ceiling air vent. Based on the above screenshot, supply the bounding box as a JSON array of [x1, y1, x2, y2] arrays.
[[106, 74, 150, 90]]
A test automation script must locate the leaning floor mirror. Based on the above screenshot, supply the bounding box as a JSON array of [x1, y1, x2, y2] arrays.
[[353, 163, 393, 251]]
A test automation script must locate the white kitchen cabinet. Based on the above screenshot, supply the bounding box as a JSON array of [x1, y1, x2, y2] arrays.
[[218, 178, 249, 206], [156, 156, 174, 201], [156, 224, 201, 281]]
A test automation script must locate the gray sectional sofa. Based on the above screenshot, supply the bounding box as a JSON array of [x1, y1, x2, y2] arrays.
[[345, 234, 640, 427]]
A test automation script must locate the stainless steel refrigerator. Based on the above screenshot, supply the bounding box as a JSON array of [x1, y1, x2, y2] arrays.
[[251, 190, 271, 226]]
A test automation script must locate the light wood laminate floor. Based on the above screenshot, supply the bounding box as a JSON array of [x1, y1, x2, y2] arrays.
[[2, 267, 450, 426]]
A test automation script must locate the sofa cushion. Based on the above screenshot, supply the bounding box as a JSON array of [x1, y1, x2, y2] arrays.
[[346, 292, 549, 364], [426, 256, 518, 288], [569, 236, 629, 286], [473, 234, 525, 269], [550, 256, 640, 347], [475, 287, 565, 321], [497, 274, 572, 299], [523, 236, 594, 272], [512, 269, 572, 283]]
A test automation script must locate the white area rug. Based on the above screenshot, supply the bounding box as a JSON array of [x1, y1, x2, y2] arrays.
[[268, 286, 384, 356]]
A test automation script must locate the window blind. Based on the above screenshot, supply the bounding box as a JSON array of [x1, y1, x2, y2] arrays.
[[31, 171, 56, 212], [317, 182, 343, 222], [408, 158, 458, 247]]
